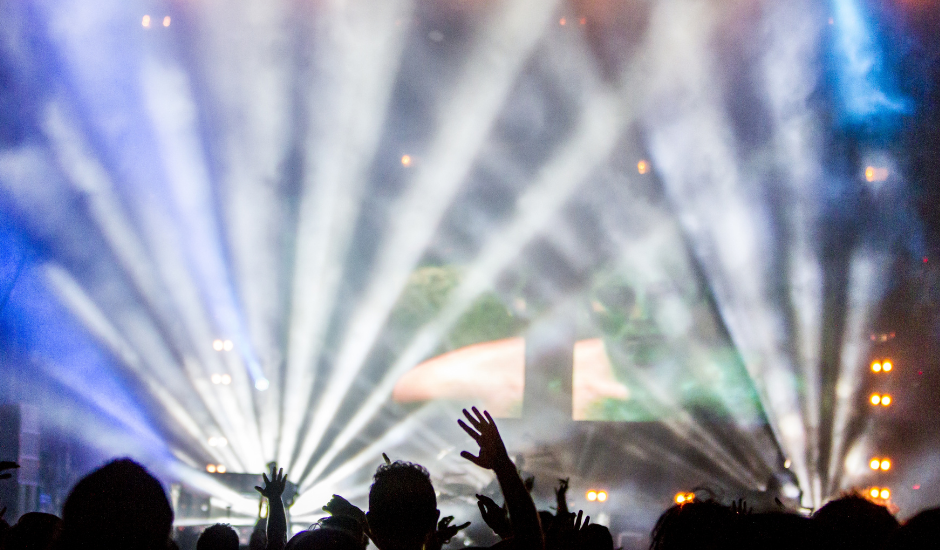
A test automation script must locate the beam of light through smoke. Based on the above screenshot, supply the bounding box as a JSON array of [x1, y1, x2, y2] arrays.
[[291, 0, 561, 484]]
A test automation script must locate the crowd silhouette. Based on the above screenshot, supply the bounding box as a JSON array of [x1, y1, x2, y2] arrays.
[[0, 407, 937, 550]]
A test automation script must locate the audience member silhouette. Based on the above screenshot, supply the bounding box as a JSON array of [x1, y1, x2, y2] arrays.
[[812, 494, 898, 550], [367, 460, 442, 550], [196, 524, 239, 550], [649, 500, 734, 550], [733, 511, 816, 550], [4, 512, 62, 550], [284, 526, 361, 550], [57, 458, 173, 550], [888, 506, 940, 550]]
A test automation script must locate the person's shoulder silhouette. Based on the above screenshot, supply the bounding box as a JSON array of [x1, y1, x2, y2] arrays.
[[890, 506, 940, 550], [650, 500, 734, 550], [58, 458, 173, 550], [6, 512, 62, 550], [367, 461, 440, 550]]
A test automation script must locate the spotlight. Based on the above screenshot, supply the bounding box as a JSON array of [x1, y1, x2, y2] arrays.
[[637, 160, 649, 174], [559, 17, 566, 25], [784, 459, 791, 469], [208, 437, 228, 448], [675, 493, 685, 504], [586, 490, 597, 501], [882, 361, 892, 372], [881, 395, 891, 406], [675, 492, 694, 505], [880, 460, 891, 471], [870, 394, 881, 405], [206, 464, 216, 473], [401, 155, 412, 167], [880, 488, 889, 499], [162, 16, 170, 27], [871, 361, 881, 372], [865, 166, 875, 182], [869, 488, 879, 498], [597, 491, 608, 502], [255, 378, 270, 391], [211, 374, 222, 384], [220, 374, 232, 385], [142, 15, 151, 28], [223, 340, 234, 351], [870, 459, 880, 470], [213, 339, 224, 351]]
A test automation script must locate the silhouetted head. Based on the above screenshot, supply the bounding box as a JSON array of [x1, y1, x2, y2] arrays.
[[59, 458, 173, 550], [197, 524, 239, 550], [650, 500, 734, 550], [367, 461, 439, 550], [890, 506, 940, 550], [812, 494, 898, 550], [6, 512, 62, 550], [580, 524, 613, 550], [249, 521, 267, 550], [285, 528, 361, 550]]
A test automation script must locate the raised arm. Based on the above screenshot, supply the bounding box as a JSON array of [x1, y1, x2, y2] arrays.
[[459, 407, 543, 550], [255, 464, 288, 550]]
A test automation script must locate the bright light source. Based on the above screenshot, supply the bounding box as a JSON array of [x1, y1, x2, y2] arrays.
[[255, 378, 270, 391], [208, 437, 228, 447], [880, 460, 890, 471], [586, 490, 597, 501], [675, 492, 694, 504], [870, 459, 880, 470], [401, 155, 412, 167], [223, 340, 234, 351], [675, 493, 685, 504], [871, 361, 881, 372], [206, 464, 216, 473], [784, 459, 791, 469], [882, 361, 892, 372], [559, 17, 566, 25], [163, 16, 171, 27], [217, 465, 227, 474], [597, 491, 608, 502], [881, 395, 891, 406], [869, 488, 879, 498], [865, 167, 875, 182], [142, 15, 151, 27], [880, 488, 889, 499], [638, 160, 649, 174], [864, 166, 889, 182], [871, 394, 881, 405], [220, 374, 232, 385], [213, 339, 224, 351], [211, 374, 222, 384]]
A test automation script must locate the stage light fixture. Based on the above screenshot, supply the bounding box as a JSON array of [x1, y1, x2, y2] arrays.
[[401, 155, 412, 167], [206, 464, 217, 473], [211, 374, 222, 384], [213, 339, 224, 351], [255, 379, 270, 391], [637, 160, 649, 174], [870, 459, 880, 470], [220, 374, 232, 385], [881, 395, 891, 406], [882, 361, 892, 372], [163, 16, 170, 27], [880, 460, 890, 471], [880, 488, 889, 499], [871, 361, 881, 372], [223, 340, 233, 351], [142, 15, 151, 28], [870, 394, 881, 405], [597, 491, 608, 502], [586, 490, 597, 501]]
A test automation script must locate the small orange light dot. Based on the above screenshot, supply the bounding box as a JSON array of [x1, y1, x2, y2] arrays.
[[142, 15, 151, 27], [871, 361, 882, 372], [597, 491, 608, 502], [559, 17, 567, 25], [881, 460, 891, 471], [870, 488, 880, 498], [163, 16, 171, 27], [865, 167, 876, 182], [401, 154, 412, 167], [880, 489, 890, 499], [871, 394, 881, 405], [638, 160, 649, 174], [881, 395, 891, 406], [870, 459, 880, 470], [207, 464, 216, 473], [579, 17, 586, 25], [586, 491, 597, 501], [882, 361, 892, 372], [675, 493, 685, 504]]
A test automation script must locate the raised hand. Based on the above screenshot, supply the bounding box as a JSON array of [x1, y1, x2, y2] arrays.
[[459, 407, 511, 471], [476, 494, 512, 539], [555, 478, 570, 516], [426, 516, 471, 550], [255, 464, 287, 501], [323, 494, 366, 524], [0, 462, 19, 481]]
